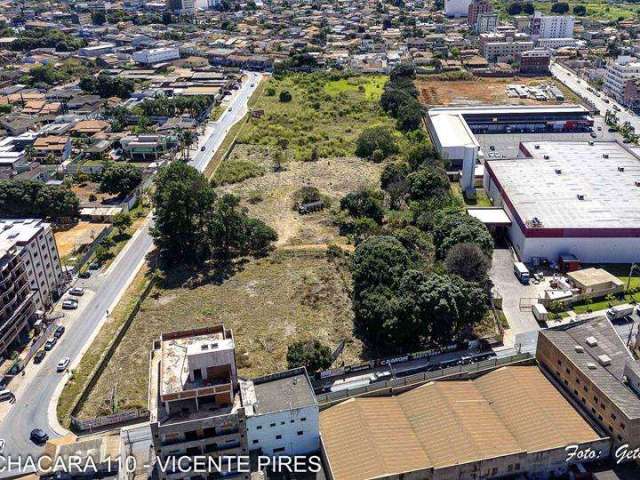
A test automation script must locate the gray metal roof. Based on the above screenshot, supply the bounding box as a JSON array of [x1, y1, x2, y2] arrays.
[[541, 317, 640, 419], [252, 369, 317, 415]]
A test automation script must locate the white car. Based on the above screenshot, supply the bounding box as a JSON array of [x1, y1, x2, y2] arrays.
[[62, 299, 78, 310], [69, 287, 84, 296], [57, 358, 70, 372]]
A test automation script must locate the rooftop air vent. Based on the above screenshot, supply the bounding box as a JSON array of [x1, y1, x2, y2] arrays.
[[543, 154, 550, 159], [586, 336, 598, 347], [535, 144, 540, 149], [619, 166, 625, 172], [577, 194, 585, 200], [589, 141, 594, 146], [636, 181, 640, 187], [598, 354, 612, 366], [555, 168, 562, 174], [603, 153, 609, 159], [575, 345, 584, 353]]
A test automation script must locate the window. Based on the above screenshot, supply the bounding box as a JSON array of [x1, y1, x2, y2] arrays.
[[297, 431, 303, 436], [256, 425, 262, 430], [515, 464, 520, 471], [621, 423, 626, 430], [557, 359, 562, 366], [301, 417, 307, 422], [611, 413, 616, 421], [252, 440, 259, 444], [274, 447, 285, 453], [275, 435, 282, 440], [270, 423, 276, 427]]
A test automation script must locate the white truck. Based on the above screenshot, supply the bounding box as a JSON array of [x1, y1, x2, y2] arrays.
[[606, 303, 634, 321]]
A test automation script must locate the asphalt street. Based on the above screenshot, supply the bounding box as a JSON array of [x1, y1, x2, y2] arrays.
[[0, 71, 262, 474], [551, 62, 640, 132]]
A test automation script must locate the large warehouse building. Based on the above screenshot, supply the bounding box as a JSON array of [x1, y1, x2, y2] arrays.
[[484, 141, 640, 264], [320, 366, 609, 480], [426, 104, 593, 167]]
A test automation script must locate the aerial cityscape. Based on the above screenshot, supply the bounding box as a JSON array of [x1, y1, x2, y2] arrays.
[[0, 0, 639, 479]]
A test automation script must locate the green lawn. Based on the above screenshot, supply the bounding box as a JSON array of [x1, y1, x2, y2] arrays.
[[572, 293, 640, 314], [323, 76, 387, 101], [237, 73, 394, 162], [493, 0, 639, 21]]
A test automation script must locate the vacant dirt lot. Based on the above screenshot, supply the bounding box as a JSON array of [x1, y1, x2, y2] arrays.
[[77, 250, 361, 418], [220, 146, 384, 246], [416, 77, 579, 106], [54, 222, 109, 258], [71, 182, 119, 205]]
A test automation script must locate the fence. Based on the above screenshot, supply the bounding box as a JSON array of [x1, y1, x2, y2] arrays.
[[67, 274, 157, 430], [71, 408, 149, 433], [72, 225, 113, 272], [316, 352, 533, 405]]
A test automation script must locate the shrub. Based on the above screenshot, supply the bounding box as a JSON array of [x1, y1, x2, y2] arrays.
[[212, 160, 265, 186]]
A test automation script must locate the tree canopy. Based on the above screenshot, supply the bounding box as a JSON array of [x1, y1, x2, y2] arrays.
[[287, 340, 333, 372], [100, 164, 142, 197], [0, 180, 79, 219], [355, 126, 398, 160], [152, 162, 277, 266]]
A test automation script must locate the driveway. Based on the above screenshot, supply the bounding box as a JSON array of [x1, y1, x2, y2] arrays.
[[490, 249, 546, 346]]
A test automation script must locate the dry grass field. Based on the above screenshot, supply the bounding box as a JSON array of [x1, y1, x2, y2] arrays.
[[220, 147, 384, 246], [76, 250, 361, 418], [416, 77, 580, 106], [54, 222, 110, 258]]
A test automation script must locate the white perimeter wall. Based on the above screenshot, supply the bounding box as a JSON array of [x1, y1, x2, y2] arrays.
[[246, 406, 319, 456]]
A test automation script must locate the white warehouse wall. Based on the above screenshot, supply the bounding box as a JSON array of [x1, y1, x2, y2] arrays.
[[484, 171, 640, 263], [247, 406, 319, 456]]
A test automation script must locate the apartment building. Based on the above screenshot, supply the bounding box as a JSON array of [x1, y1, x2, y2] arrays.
[[530, 11, 575, 39], [605, 56, 640, 103], [244, 368, 319, 456], [476, 13, 498, 34], [0, 243, 36, 359], [0, 219, 64, 311], [468, 0, 492, 28], [149, 326, 250, 480], [132, 47, 180, 65], [166, 0, 195, 13], [444, 0, 472, 18], [483, 39, 534, 62], [537, 318, 640, 455]]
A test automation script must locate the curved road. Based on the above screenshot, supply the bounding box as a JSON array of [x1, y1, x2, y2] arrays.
[[0, 71, 262, 474]]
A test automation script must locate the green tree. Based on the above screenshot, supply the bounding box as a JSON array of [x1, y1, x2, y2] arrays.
[[91, 11, 107, 25], [444, 243, 491, 282], [340, 190, 385, 223], [551, 2, 569, 13], [522, 2, 534, 14], [407, 166, 449, 201], [507, 2, 522, 15], [433, 212, 494, 259], [112, 212, 132, 236], [152, 162, 216, 265], [100, 164, 142, 197], [279, 90, 292, 102], [355, 126, 398, 160], [573, 4, 587, 15], [286, 340, 333, 372]]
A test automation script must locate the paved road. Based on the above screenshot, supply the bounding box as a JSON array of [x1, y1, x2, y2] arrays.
[[0, 72, 262, 472], [551, 62, 640, 132]]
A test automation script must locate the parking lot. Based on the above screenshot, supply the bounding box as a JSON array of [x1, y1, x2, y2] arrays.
[[490, 248, 549, 346]]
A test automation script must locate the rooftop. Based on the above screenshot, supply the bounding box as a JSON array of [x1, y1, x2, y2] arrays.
[[159, 326, 235, 397], [486, 141, 640, 231], [567, 268, 624, 288], [251, 368, 316, 416], [540, 317, 640, 419], [320, 366, 603, 480]]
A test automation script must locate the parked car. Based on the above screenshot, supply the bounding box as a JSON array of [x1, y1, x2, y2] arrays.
[[69, 287, 84, 296], [62, 300, 78, 310], [30, 429, 49, 445], [57, 358, 70, 372], [33, 350, 46, 364], [590, 132, 597, 138], [201, 146, 206, 151], [54, 325, 65, 339], [0, 390, 14, 402], [78, 271, 91, 279], [88, 262, 100, 270], [44, 338, 57, 351]]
